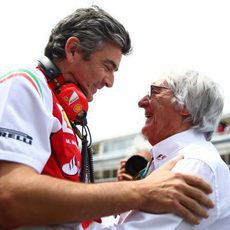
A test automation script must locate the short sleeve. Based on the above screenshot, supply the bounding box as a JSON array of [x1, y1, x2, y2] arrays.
[[0, 68, 61, 173]]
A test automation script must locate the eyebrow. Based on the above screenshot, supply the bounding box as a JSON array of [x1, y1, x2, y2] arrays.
[[151, 84, 168, 88], [104, 59, 118, 72]]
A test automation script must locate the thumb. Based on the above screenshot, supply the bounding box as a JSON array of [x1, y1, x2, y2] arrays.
[[159, 155, 184, 171]]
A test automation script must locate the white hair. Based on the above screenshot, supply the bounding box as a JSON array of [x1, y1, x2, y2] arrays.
[[163, 70, 224, 140]]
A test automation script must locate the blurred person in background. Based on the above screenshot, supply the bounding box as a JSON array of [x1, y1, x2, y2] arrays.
[[117, 149, 151, 181]]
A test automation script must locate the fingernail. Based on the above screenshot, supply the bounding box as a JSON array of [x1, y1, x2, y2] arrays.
[[209, 201, 214, 208], [194, 219, 200, 225]]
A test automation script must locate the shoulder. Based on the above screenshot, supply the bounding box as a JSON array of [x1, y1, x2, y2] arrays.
[[1, 67, 49, 96], [181, 141, 228, 173], [1, 67, 53, 111]]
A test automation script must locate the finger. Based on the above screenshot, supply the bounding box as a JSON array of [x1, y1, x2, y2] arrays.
[[118, 173, 133, 181], [120, 163, 126, 169], [117, 165, 127, 178], [180, 173, 213, 194], [120, 159, 127, 165], [173, 174, 214, 207], [120, 162, 126, 169], [185, 186, 214, 208], [179, 193, 209, 219], [172, 201, 200, 225], [159, 155, 184, 171], [119, 168, 127, 174], [116, 169, 123, 178]]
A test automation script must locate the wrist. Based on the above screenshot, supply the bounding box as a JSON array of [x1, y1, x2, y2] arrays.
[[127, 180, 144, 210]]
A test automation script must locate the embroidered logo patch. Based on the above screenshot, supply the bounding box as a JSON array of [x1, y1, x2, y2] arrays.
[[62, 156, 79, 176], [156, 154, 166, 161]]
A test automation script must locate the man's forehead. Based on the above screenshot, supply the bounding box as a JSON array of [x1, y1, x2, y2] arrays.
[[151, 79, 166, 86]]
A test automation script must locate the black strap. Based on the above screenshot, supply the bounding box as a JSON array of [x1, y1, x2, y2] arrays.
[[37, 56, 61, 80]]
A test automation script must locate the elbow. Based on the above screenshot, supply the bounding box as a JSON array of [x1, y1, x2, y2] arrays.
[[0, 162, 38, 228]]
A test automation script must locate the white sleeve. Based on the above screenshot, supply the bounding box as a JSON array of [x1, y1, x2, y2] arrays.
[[87, 159, 216, 230], [88, 212, 182, 230], [0, 68, 60, 173]]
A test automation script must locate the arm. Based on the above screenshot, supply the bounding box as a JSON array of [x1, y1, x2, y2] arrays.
[[0, 156, 213, 229], [117, 159, 216, 230], [89, 157, 216, 230]]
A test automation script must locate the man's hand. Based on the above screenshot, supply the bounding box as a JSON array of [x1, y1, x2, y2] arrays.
[[136, 155, 214, 225], [117, 159, 133, 181]]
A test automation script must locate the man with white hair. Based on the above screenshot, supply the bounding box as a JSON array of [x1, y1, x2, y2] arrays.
[[90, 70, 230, 229]]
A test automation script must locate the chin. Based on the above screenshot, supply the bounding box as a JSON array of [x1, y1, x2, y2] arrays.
[[141, 127, 149, 139], [87, 94, 93, 102]]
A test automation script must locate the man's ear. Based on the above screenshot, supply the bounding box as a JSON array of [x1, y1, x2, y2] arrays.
[[177, 106, 192, 126], [174, 104, 190, 116], [65, 36, 80, 63]]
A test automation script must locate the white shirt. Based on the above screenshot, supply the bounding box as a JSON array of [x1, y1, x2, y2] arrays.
[[0, 67, 61, 173], [89, 129, 230, 229]]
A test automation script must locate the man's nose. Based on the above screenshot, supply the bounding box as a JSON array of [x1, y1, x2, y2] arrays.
[[104, 73, 114, 88], [138, 95, 150, 108]]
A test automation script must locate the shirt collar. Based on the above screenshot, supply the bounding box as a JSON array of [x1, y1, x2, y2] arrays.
[[150, 129, 206, 170]]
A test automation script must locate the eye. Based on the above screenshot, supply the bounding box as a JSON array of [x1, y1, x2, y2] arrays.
[[152, 87, 161, 94], [149, 85, 161, 97], [104, 64, 113, 72], [149, 85, 168, 98]]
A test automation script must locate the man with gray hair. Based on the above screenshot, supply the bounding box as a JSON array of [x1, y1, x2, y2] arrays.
[[90, 70, 230, 229]]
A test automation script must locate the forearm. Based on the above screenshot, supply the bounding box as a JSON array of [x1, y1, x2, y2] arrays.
[[0, 157, 215, 228], [0, 162, 141, 228]]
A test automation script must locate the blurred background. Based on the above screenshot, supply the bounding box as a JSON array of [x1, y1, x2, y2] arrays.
[[1, 0, 230, 141]]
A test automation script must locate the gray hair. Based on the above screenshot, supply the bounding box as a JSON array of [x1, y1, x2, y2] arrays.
[[164, 70, 224, 141], [45, 5, 131, 61]]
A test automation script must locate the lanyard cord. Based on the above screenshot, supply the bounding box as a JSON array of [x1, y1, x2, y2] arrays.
[[134, 157, 154, 180], [71, 122, 95, 183]]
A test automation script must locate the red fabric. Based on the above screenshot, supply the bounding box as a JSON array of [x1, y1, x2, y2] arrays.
[[42, 90, 82, 182], [40, 76, 101, 228], [82, 218, 102, 229]]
